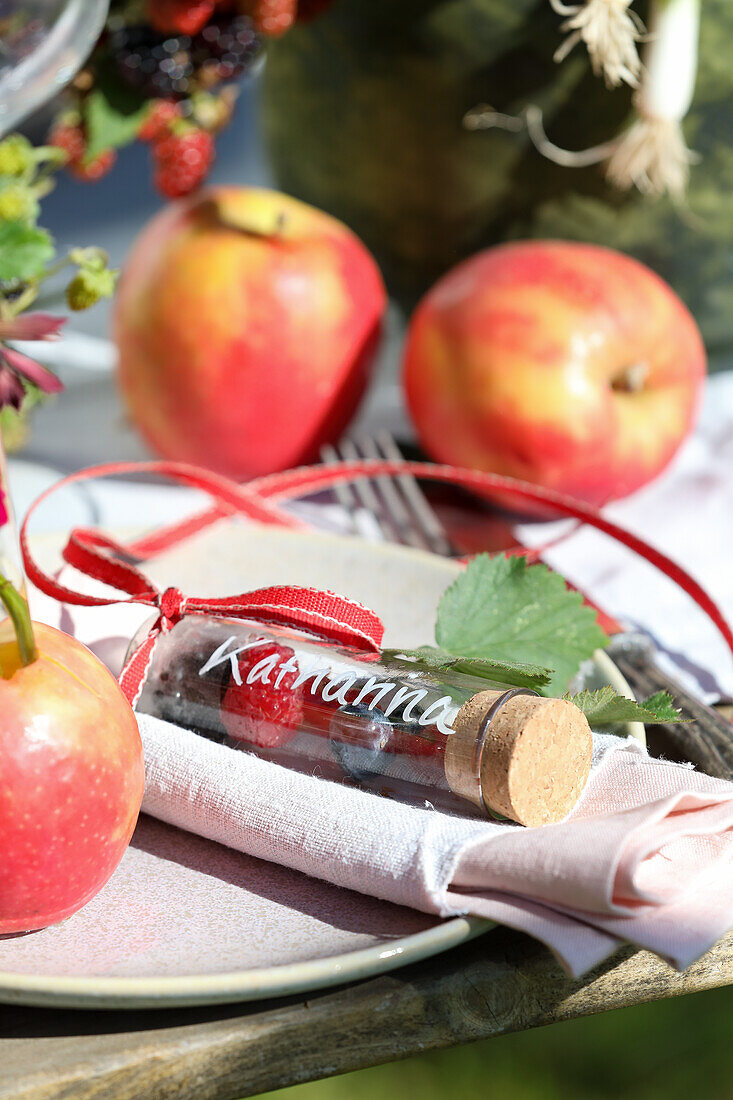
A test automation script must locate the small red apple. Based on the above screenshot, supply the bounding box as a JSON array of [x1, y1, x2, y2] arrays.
[[403, 241, 706, 506], [0, 623, 144, 933], [114, 187, 387, 479]]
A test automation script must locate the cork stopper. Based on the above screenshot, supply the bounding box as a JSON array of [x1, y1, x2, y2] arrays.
[[444, 689, 593, 826]]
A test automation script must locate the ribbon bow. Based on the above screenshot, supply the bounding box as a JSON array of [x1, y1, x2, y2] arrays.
[[19, 461, 384, 706]]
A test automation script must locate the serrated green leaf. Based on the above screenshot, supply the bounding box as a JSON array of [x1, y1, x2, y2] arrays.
[[382, 644, 551, 690], [641, 691, 689, 721], [567, 685, 689, 726], [435, 554, 608, 696], [0, 221, 54, 281], [84, 80, 147, 161], [449, 655, 549, 688]]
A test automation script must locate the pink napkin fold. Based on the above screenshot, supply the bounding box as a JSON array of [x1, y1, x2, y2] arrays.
[[138, 712, 733, 977]]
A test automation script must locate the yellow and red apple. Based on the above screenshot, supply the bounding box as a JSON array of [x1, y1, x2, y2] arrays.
[[403, 241, 706, 506], [114, 187, 387, 479], [0, 623, 144, 933]]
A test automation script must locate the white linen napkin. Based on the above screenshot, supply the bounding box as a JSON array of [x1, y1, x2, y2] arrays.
[[139, 712, 733, 978]]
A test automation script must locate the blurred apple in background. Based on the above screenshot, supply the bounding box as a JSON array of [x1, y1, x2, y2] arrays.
[[0, 624, 144, 933], [403, 241, 706, 507], [114, 188, 386, 478]]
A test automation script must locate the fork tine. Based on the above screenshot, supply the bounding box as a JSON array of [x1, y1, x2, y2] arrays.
[[332, 438, 396, 543], [374, 432, 456, 557], [357, 435, 435, 552], [322, 434, 457, 555], [319, 443, 369, 539]]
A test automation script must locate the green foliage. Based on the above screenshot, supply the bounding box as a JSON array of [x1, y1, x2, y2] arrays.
[[0, 140, 117, 305], [0, 385, 41, 452], [0, 221, 54, 281], [382, 645, 552, 691], [435, 554, 608, 696], [567, 686, 687, 726], [0, 135, 116, 443], [83, 70, 148, 161]]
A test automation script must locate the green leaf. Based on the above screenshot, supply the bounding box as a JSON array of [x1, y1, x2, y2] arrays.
[[83, 80, 147, 161], [382, 645, 551, 691], [0, 221, 54, 281], [567, 686, 689, 726], [435, 554, 608, 696]]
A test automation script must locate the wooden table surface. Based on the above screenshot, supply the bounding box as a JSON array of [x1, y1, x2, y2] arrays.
[[2, 924, 732, 1100]]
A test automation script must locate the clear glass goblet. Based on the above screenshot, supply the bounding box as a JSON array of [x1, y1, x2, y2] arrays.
[[0, 0, 109, 136]]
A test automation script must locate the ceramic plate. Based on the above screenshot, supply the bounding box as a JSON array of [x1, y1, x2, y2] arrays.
[[0, 524, 640, 1009]]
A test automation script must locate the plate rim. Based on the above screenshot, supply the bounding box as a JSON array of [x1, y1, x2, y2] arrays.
[[3, 526, 639, 1009], [0, 915, 491, 1010]]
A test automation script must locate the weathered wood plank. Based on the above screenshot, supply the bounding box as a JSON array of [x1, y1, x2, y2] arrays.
[[1, 927, 732, 1100]]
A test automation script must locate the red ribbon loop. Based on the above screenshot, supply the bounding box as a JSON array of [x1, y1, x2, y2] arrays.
[[19, 461, 385, 706], [64, 527, 159, 601], [18, 456, 733, 709]]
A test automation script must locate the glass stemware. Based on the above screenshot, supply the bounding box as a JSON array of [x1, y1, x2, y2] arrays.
[[0, 0, 109, 136]]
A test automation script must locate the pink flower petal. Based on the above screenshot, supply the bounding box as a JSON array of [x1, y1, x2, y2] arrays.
[[0, 367, 26, 409], [0, 487, 7, 528], [0, 313, 66, 342], [1, 347, 63, 394]]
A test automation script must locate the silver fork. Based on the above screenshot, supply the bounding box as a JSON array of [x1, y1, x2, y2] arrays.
[[320, 432, 458, 557]]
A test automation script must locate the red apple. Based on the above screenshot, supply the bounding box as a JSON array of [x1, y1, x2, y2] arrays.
[[114, 187, 387, 479], [403, 241, 706, 507], [0, 623, 144, 933]]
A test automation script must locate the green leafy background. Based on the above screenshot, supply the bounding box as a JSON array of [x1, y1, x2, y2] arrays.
[[250, 985, 733, 1100]]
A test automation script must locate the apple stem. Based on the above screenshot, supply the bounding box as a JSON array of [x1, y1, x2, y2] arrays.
[[613, 361, 648, 393], [210, 197, 287, 238], [0, 572, 37, 667]]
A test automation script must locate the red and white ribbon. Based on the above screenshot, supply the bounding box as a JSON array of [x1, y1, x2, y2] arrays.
[[19, 461, 384, 705], [19, 457, 733, 706]]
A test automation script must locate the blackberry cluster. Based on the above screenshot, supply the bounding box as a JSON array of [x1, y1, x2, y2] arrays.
[[194, 14, 260, 80], [109, 25, 195, 98], [109, 14, 260, 100]]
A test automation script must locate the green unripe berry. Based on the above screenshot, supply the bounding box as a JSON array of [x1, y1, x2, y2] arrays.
[[66, 266, 117, 311], [0, 135, 34, 177], [0, 185, 38, 223]]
